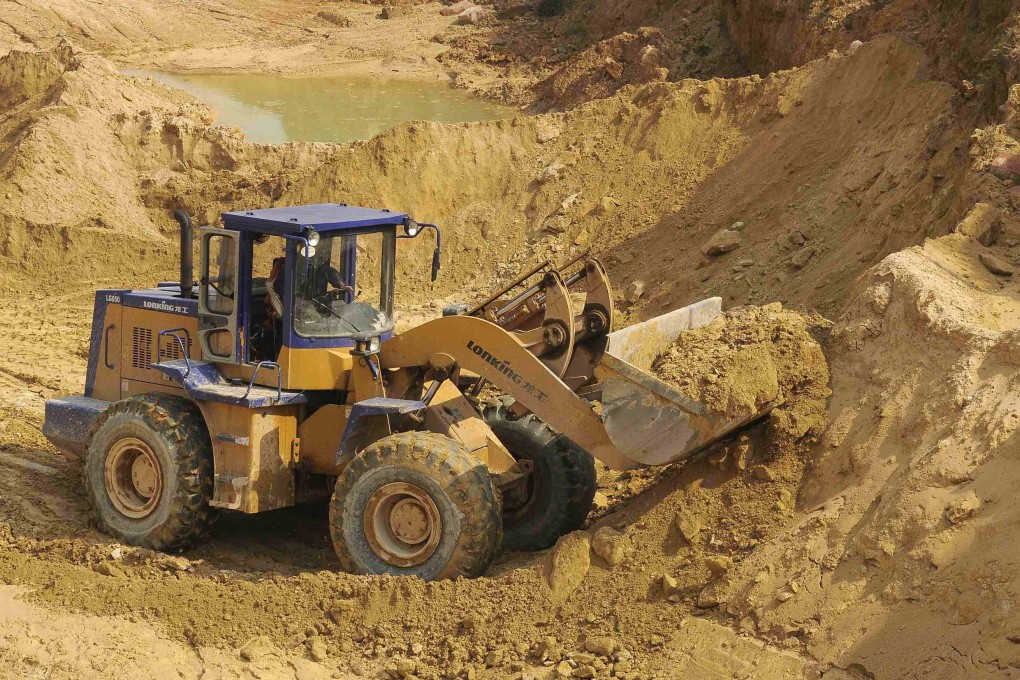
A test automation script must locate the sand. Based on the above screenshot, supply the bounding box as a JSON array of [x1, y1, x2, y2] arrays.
[[1, 1, 1020, 679], [651, 305, 830, 454]]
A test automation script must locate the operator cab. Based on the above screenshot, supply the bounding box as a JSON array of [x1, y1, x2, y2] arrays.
[[196, 203, 434, 368]]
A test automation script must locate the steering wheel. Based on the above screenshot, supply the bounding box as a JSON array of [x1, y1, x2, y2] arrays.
[[324, 287, 351, 303]]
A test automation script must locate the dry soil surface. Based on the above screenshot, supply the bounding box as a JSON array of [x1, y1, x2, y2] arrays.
[[2, 1, 1020, 679]]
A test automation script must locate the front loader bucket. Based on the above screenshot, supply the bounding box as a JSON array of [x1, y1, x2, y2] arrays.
[[593, 297, 780, 466]]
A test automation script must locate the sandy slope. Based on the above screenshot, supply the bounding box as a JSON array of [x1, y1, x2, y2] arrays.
[[0, 0, 455, 78], [1, 2, 1020, 679]]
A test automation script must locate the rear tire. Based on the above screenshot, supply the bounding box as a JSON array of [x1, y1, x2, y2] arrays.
[[84, 394, 218, 550], [485, 407, 597, 551], [329, 432, 502, 580]]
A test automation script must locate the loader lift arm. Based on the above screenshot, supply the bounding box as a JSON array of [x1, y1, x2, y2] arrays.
[[383, 298, 781, 470], [382, 314, 638, 470]]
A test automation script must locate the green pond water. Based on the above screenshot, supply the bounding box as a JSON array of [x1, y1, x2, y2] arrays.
[[125, 70, 515, 144]]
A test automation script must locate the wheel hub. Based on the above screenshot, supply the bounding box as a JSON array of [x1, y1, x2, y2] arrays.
[[105, 437, 163, 519], [364, 482, 441, 567]]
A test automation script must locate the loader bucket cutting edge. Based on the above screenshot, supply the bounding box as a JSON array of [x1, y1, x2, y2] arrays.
[[593, 297, 782, 467]]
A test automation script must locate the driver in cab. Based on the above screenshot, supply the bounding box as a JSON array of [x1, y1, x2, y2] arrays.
[[265, 243, 352, 323]]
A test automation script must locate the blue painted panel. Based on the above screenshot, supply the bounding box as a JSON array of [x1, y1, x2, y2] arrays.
[[155, 359, 307, 408], [43, 395, 110, 456], [336, 397, 427, 464], [223, 203, 408, 234]]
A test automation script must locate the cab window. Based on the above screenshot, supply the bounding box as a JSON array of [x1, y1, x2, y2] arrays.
[[292, 230, 395, 339]]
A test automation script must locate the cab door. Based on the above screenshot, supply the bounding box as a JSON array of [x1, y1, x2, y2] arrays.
[[198, 228, 241, 364]]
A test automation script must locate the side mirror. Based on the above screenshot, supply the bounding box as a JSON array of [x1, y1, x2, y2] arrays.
[[398, 218, 442, 282]]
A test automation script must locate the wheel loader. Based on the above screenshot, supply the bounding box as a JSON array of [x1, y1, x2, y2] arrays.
[[43, 203, 773, 580]]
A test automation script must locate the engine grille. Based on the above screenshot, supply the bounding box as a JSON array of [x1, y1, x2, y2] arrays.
[[131, 327, 153, 369]]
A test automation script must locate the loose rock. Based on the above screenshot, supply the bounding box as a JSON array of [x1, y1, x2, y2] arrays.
[[380, 6, 409, 19], [440, 0, 472, 15], [674, 512, 702, 543], [455, 6, 488, 25], [307, 636, 328, 662], [92, 561, 126, 578], [945, 491, 982, 524], [702, 228, 742, 256], [605, 59, 623, 80], [591, 527, 632, 568], [584, 636, 620, 657], [705, 555, 733, 575], [239, 636, 274, 662], [547, 532, 591, 600], [955, 203, 1002, 246], [540, 162, 566, 183], [791, 247, 816, 269], [980, 252, 1015, 277], [624, 280, 644, 304]]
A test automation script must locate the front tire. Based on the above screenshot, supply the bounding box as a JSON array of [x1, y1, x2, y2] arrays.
[[329, 432, 501, 580], [84, 394, 218, 550], [485, 407, 597, 551]]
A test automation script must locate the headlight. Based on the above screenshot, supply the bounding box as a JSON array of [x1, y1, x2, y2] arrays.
[[306, 229, 320, 247], [368, 336, 381, 353], [403, 219, 420, 237]]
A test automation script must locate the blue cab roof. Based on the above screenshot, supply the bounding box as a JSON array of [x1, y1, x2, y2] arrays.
[[222, 203, 409, 234]]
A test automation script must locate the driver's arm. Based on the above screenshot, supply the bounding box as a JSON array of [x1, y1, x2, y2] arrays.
[[326, 267, 353, 292]]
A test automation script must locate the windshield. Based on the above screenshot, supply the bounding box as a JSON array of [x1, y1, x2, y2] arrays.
[[292, 229, 395, 339]]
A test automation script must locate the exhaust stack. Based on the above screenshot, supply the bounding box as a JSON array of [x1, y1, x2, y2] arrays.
[[173, 209, 193, 299]]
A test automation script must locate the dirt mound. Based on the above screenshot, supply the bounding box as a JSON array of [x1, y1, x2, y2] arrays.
[[687, 233, 1020, 676], [0, 37, 976, 321], [531, 28, 670, 111], [652, 305, 830, 452]]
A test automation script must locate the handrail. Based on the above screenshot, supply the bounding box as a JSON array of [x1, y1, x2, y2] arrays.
[[157, 328, 193, 376], [104, 324, 117, 369], [241, 361, 282, 402]]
